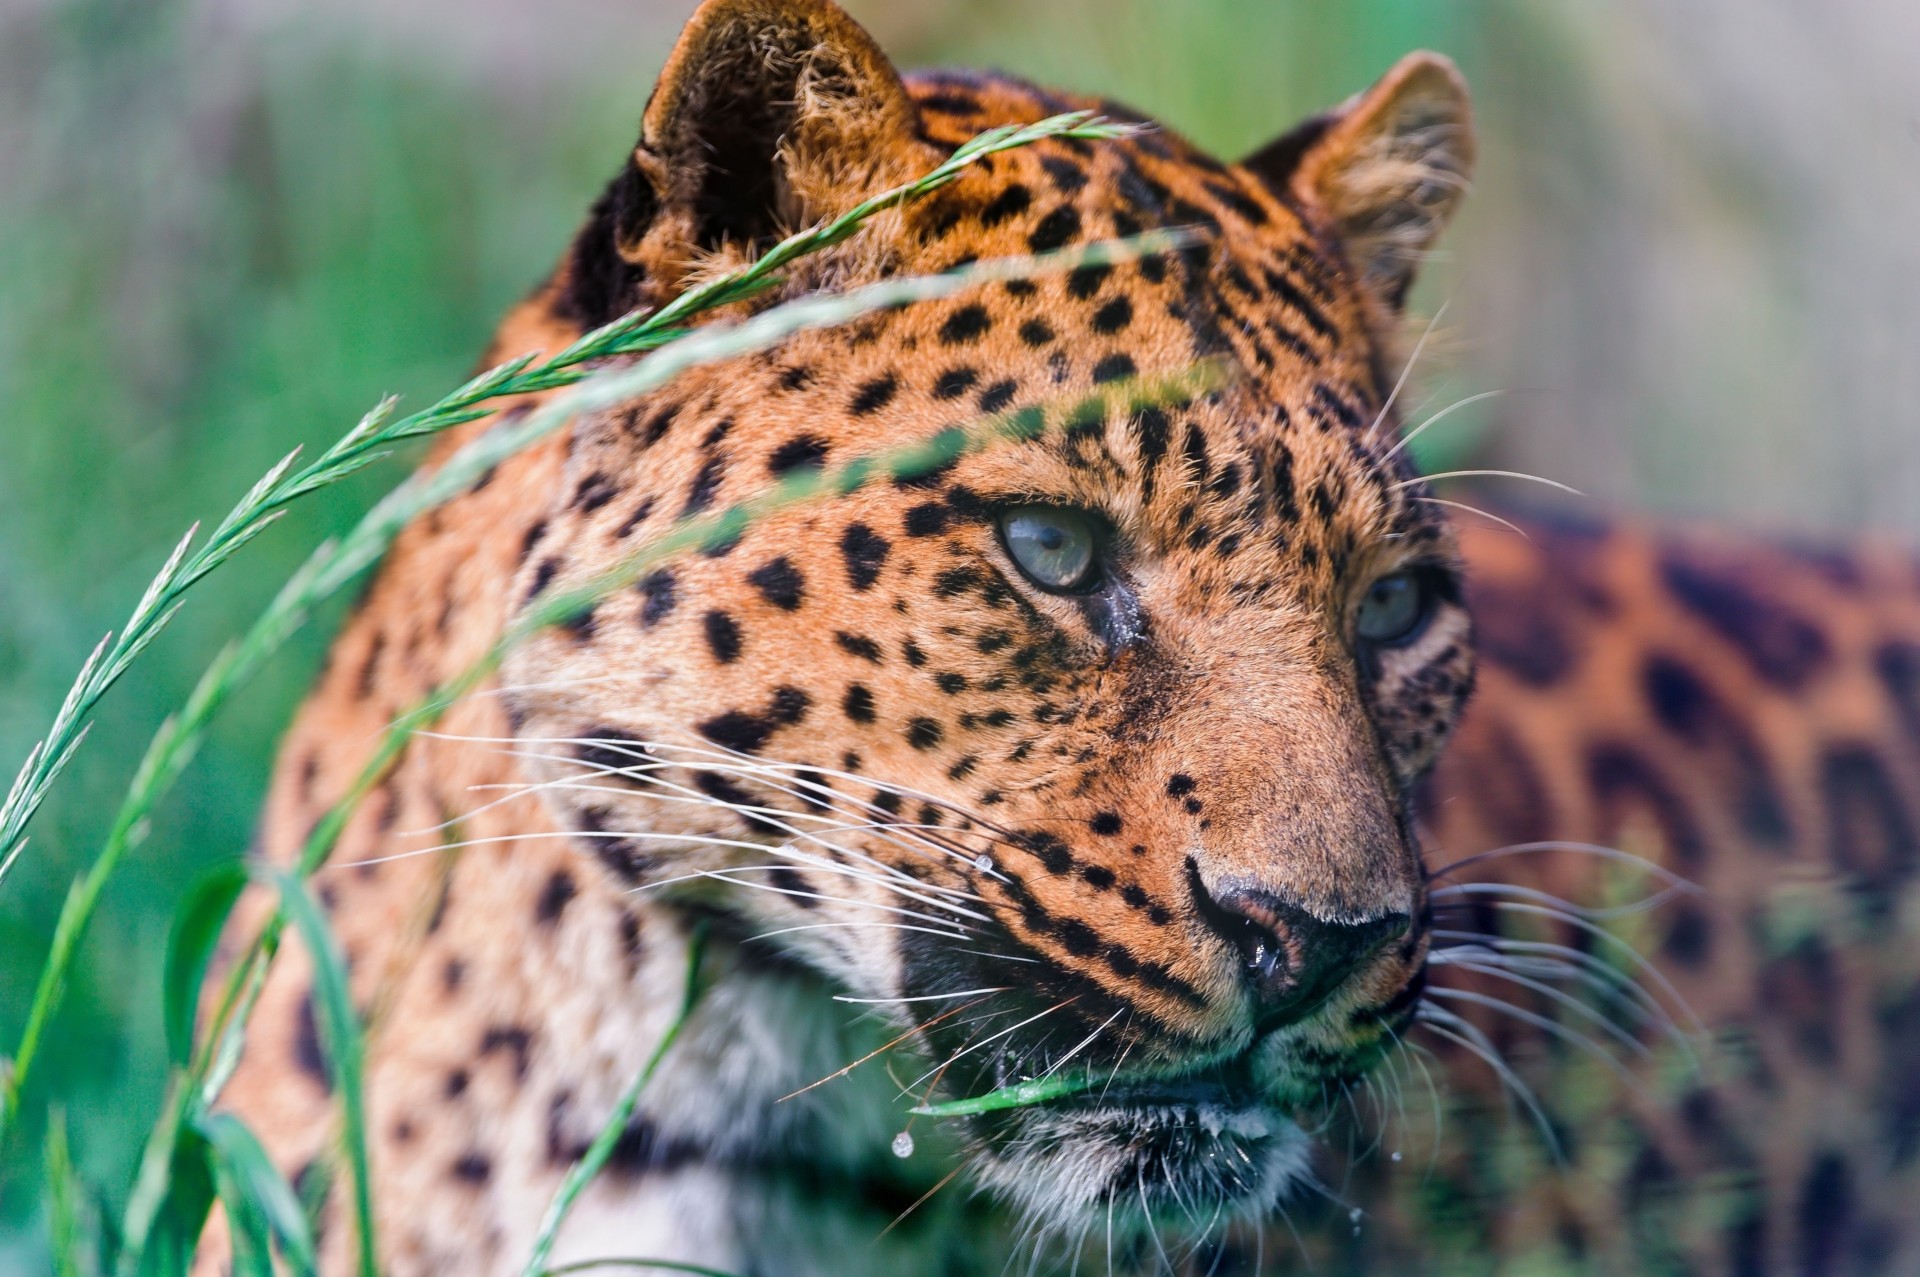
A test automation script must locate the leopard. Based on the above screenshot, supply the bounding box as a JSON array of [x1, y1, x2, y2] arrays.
[[208, 0, 1920, 1273]]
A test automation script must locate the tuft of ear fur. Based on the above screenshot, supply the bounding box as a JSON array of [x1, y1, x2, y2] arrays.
[[1242, 53, 1475, 309], [557, 0, 923, 328]]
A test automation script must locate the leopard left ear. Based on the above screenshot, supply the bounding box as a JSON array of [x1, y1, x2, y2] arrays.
[[1242, 53, 1475, 309]]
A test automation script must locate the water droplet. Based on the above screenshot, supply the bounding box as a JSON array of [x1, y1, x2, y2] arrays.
[[973, 853, 994, 872], [1390, 1150, 1403, 1163], [1348, 1207, 1364, 1224], [891, 1130, 915, 1159]]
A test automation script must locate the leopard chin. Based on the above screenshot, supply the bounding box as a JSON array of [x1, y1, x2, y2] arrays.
[[969, 1089, 1313, 1239]]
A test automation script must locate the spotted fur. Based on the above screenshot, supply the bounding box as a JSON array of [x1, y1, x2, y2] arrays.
[[206, 2, 1920, 1273]]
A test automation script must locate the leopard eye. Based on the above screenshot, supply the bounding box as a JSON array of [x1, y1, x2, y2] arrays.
[[1356, 571, 1431, 646], [1000, 505, 1101, 593]]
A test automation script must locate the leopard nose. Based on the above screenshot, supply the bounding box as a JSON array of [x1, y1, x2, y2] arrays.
[[1186, 862, 1410, 1028]]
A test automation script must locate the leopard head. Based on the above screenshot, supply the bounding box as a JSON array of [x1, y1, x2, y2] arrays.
[[498, 0, 1477, 1238]]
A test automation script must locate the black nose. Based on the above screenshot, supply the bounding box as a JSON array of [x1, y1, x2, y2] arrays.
[[1187, 861, 1410, 1028]]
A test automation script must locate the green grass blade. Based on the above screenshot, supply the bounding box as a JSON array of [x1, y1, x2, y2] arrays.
[[521, 924, 709, 1277], [197, 1110, 321, 1277], [263, 867, 377, 1277], [46, 1107, 87, 1277], [162, 864, 250, 1066]]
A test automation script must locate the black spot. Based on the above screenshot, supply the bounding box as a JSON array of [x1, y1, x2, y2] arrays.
[[979, 184, 1033, 227], [1066, 263, 1112, 299], [480, 1026, 533, 1079], [934, 671, 967, 694], [698, 709, 775, 754], [747, 557, 806, 611], [932, 367, 978, 399], [769, 686, 811, 725], [977, 380, 1018, 413], [1588, 744, 1705, 868], [1090, 811, 1123, 836], [902, 639, 929, 667], [1092, 296, 1133, 333], [1028, 205, 1082, 253], [770, 434, 829, 475], [535, 870, 576, 926], [703, 611, 742, 663], [1040, 155, 1088, 192], [1018, 318, 1055, 347], [907, 717, 944, 750], [843, 684, 877, 723], [1821, 745, 1918, 906], [849, 374, 899, 415], [939, 305, 992, 345], [778, 365, 813, 391], [445, 1068, 470, 1098], [904, 503, 950, 537], [573, 470, 617, 513], [614, 497, 656, 538], [451, 1152, 491, 1185], [1166, 774, 1196, 797], [637, 569, 677, 626], [840, 524, 891, 590], [1092, 353, 1137, 383], [682, 455, 725, 516], [1081, 865, 1116, 891], [699, 418, 734, 449], [835, 631, 884, 663]]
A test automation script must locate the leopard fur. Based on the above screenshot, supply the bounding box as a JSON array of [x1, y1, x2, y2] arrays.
[[208, 2, 1920, 1273]]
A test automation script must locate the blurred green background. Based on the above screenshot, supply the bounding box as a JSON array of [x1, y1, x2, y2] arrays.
[[4, 0, 1918, 1264]]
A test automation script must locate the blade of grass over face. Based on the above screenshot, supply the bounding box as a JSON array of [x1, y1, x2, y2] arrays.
[[0, 108, 1152, 1132], [264, 867, 377, 1277], [521, 923, 709, 1277], [196, 1111, 321, 1277], [908, 1068, 1112, 1119]]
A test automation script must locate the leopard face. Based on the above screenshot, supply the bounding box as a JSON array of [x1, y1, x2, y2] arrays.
[[495, 0, 1477, 1237]]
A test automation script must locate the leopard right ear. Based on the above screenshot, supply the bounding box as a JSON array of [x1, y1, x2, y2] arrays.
[[556, 0, 922, 328], [1241, 53, 1475, 311]]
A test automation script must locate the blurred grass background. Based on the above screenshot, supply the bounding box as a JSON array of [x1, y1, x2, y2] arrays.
[[3, 0, 1918, 1262]]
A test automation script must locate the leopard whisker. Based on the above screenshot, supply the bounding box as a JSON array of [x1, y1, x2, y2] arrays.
[[1427, 949, 1656, 1060], [1431, 897, 1706, 1036], [1431, 930, 1690, 1051], [902, 997, 1077, 1096], [487, 744, 994, 899], [834, 987, 1012, 1004], [1413, 1005, 1565, 1163], [1428, 838, 1699, 891], [486, 755, 994, 915], [1409, 495, 1533, 540], [1424, 985, 1653, 1096], [1364, 298, 1450, 448], [633, 867, 979, 933], [1430, 878, 1699, 920], [1391, 468, 1582, 497], [1380, 388, 1508, 464], [1037, 1006, 1125, 1082]]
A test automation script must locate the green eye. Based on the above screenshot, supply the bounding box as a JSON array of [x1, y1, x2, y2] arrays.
[[1000, 506, 1101, 593], [1356, 571, 1430, 645]]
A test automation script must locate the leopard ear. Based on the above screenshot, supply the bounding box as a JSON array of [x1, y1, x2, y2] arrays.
[[558, 0, 921, 327], [1242, 53, 1475, 309]]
